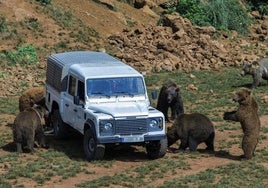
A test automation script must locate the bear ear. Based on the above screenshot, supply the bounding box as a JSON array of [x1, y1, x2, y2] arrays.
[[252, 61, 259, 69], [252, 61, 259, 66], [243, 60, 251, 65], [175, 86, 180, 92], [241, 88, 252, 96]]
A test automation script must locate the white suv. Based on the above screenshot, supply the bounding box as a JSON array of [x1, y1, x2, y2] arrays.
[[45, 51, 167, 161]]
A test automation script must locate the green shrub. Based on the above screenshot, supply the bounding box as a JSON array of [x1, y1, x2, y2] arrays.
[[176, 0, 252, 35], [246, 0, 268, 17], [23, 17, 40, 30], [0, 15, 7, 33], [207, 0, 252, 34], [177, 0, 209, 26], [36, 0, 52, 6], [2, 44, 38, 66]]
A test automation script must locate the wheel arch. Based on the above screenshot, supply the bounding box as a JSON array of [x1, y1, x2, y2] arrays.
[[51, 101, 59, 114], [84, 119, 97, 138]]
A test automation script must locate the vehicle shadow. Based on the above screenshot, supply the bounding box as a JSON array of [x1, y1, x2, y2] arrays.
[[1, 125, 151, 162], [44, 131, 149, 162]]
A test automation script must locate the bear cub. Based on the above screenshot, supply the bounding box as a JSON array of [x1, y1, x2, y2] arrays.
[[223, 88, 261, 159], [13, 105, 48, 153], [156, 81, 184, 122], [241, 58, 268, 89], [167, 113, 215, 152]]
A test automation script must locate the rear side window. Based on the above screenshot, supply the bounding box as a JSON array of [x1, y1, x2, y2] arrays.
[[68, 75, 76, 96]]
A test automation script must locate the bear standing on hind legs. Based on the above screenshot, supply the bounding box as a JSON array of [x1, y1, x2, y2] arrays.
[[223, 88, 261, 159], [156, 81, 184, 122]]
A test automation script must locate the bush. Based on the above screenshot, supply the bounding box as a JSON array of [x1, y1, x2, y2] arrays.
[[206, 0, 252, 34], [36, 0, 52, 6], [246, 0, 268, 17], [176, 0, 209, 26], [0, 15, 7, 33], [2, 45, 38, 66], [176, 0, 252, 35]]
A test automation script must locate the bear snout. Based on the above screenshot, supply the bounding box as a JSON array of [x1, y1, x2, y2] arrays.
[[167, 99, 172, 103]]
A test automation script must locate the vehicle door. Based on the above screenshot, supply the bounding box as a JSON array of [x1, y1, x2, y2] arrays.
[[73, 80, 86, 132], [63, 75, 77, 126]]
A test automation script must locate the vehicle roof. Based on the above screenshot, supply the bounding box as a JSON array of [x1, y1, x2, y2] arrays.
[[48, 51, 142, 79]]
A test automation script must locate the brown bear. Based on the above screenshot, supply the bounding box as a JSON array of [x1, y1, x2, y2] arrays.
[[223, 88, 261, 159], [13, 105, 48, 153], [167, 113, 215, 152], [19, 86, 45, 111], [156, 81, 184, 122], [241, 58, 268, 89]]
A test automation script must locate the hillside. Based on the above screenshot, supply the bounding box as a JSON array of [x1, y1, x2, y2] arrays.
[[0, 0, 267, 96]]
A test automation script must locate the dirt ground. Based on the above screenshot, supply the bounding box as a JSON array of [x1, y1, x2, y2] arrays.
[[0, 0, 267, 187], [1, 113, 268, 187]]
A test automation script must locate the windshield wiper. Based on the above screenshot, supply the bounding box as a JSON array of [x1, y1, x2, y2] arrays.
[[91, 92, 111, 98], [114, 91, 134, 97]]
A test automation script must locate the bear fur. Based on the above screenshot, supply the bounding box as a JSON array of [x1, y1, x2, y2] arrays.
[[156, 81, 184, 122], [241, 58, 268, 89], [13, 105, 48, 153], [223, 88, 261, 159], [19, 87, 45, 112], [167, 113, 215, 151]]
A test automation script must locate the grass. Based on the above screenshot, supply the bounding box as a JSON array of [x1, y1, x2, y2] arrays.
[[1, 67, 268, 187], [76, 157, 190, 187], [158, 161, 268, 188], [0, 98, 18, 115], [147, 68, 268, 117]]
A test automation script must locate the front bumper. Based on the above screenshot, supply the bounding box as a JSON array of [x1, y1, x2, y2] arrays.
[[98, 134, 166, 144]]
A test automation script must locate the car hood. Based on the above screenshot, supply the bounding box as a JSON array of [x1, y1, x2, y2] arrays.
[[89, 101, 148, 117]]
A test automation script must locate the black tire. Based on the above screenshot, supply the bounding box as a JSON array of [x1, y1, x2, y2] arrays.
[[52, 110, 68, 139], [83, 128, 105, 161], [146, 138, 167, 159]]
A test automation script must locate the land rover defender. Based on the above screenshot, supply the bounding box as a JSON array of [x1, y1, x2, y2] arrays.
[[45, 51, 167, 161]]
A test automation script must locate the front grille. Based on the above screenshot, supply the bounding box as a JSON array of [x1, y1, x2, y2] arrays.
[[115, 119, 147, 135]]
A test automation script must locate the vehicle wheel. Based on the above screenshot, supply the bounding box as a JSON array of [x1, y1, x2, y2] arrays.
[[146, 138, 167, 159], [52, 110, 68, 139], [83, 128, 105, 161]]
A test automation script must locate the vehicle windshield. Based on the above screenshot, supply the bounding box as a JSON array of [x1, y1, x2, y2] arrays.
[[87, 77, 145, 97]]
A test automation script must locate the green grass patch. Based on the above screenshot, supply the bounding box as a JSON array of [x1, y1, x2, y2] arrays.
[[145, 68, 264, 117], [158, 161, 268, 187], [76, 157, 190, 187], [0, 44, 38, 66], [0, 98, 18, 115]]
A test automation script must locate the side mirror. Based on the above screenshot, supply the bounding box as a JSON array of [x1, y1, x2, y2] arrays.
[[151, 90, 158, 100]]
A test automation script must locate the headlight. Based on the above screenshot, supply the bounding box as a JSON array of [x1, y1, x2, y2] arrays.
[[100, 120, 114, 136], [149, 119, 158, 128], [104, 122, 113, 130], [148, 118, 163, 131]]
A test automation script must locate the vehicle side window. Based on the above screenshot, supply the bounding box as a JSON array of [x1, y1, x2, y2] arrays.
[[68, 75, 76, 96], [77, 80, 85, 102]]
